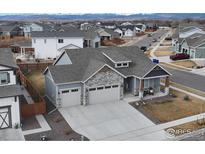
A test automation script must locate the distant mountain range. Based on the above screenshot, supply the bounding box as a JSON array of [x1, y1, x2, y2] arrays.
[[0, 13, 205, 21]]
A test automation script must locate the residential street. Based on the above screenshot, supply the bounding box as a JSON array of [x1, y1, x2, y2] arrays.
[[163, 66, 205, 92]]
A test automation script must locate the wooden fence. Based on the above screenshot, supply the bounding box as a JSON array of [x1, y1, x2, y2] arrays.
[[18, 61, 53, 73], [17, 70, 46, 118]]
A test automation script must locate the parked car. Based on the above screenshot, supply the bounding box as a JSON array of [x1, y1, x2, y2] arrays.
[[140, 46, 147, 52], [170, 53, 190, 60]]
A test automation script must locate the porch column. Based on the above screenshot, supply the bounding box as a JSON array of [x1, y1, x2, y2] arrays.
[[21, 47, 23, 56], [139, 79, 144, 99], [82, 83, 88, 106], [165, 76, 170, 95], [133, 77, 137, 96]]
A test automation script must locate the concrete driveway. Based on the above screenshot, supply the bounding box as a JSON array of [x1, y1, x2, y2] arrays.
[[0, 128, 25, 141], [59, 101, 159, 140]]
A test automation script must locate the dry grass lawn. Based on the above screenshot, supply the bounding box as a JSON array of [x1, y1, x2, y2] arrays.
[[171, 60, 197, 68], [26, 71, 45, 96], [166, 121, 205, 136], [141, 89, 205, 123], [154, 46, 174, 57], [154, 50, 175, 57]]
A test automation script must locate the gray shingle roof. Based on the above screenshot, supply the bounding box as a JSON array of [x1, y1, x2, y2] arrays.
[[48, 46, 158, 84], [0, 48, 18, 68], [31, 28, 84, 38], [0, 85, 23, 98], [185, 33, 205, 47], [83, 29, 99, 40], [103, 50, 131, 63]]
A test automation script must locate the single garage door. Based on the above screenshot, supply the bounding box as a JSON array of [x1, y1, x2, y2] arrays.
[[0, 106, 11, 129], [60, 88, 81, 107], [88, 85, 120, 104]]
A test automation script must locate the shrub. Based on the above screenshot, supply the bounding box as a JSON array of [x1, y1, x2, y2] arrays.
[[184, 95, 190, 101]]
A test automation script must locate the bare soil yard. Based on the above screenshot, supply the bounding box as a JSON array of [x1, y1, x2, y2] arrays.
[[171, 60, 197, 68], [135, 89, 205, 123], [154, 46, 174, 57]]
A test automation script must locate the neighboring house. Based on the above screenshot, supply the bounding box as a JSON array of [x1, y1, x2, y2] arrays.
[[31, 29, 84, 59], [0, 25, 23, 39], [121, 22, 133, 26], [44, 46, 171, 108], [10, 41, 34, 60], [172, 24, 205, 53], [80, 22, 93, 30], [178, 33, 205, 58], [114, 25, 137, 37], [83, 29, 101, 48], [0, 48, 22, 129], [146, 23, 158, 32], [99, 22, 116, 29], [21, 23, 43, 37], [136, 23, 146, 32]]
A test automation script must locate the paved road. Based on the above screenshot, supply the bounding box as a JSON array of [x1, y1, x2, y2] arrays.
[[163, 66, 205, 92], [133, 29, 168, 48]]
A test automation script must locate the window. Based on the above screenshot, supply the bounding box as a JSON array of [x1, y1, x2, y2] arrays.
[[117, 63, 122, 67], [0, 72, 9, 85], [89, 88, 96, 91], [44, 39, 47, 43], [123, 63, 128, 66], [105, 86, 111, 89], [62, 90, 69, 94], [112, 85, 119, 88], [58, 39, 64, 43], [71, 89, 78, 92], [97, 87, 103, 90]]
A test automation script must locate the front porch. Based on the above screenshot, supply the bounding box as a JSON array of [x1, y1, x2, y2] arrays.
[[123, 76, 170, 103]]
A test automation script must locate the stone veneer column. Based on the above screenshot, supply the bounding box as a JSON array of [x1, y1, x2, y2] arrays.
[[165, 76, 170, 95], [139, 79, 144, 99]]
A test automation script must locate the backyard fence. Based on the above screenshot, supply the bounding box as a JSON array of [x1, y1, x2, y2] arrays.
[[17, 70, 46, 118], [18, 61, 53, 73]]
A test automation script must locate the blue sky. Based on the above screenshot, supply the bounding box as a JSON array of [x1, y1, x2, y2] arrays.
[[0, 0, 204, 14]]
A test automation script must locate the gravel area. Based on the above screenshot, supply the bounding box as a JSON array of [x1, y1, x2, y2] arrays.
[[21, 116, 41, 131], [24, 97, 89, 141]]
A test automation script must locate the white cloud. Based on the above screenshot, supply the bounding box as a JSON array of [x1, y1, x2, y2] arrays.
[[0, 0, 205, 13]]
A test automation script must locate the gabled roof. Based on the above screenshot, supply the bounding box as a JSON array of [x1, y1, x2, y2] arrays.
[[0, 48, 18, 69], [47, 46, 165, 84], [103, 50, 131, 63], [0, 25, 17, 32], [184, 33, 205, 47], [83, 29, 99, 40], [31, 28, 84, 38]]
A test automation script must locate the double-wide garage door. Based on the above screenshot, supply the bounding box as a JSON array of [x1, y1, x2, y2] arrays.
[[0, 106, 11, 129], [61, 88, 81, 107], [89, 85, 120, 104]]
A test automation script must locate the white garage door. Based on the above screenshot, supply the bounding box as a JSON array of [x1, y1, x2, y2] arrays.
[[88, 85, 120, 104], [60, 88, 81, 107], [0, 107, 11, 129]]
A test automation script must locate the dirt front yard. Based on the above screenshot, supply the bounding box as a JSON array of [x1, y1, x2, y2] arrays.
[[154, 46, 174, 57], [134, 89, 205, 123], [171, 60, 197, 68], [25, 70, 45, 96]]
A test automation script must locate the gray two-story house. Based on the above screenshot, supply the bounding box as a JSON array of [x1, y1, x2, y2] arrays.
[[0, 48, 22, 129]]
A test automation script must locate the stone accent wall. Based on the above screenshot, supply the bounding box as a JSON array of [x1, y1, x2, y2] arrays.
[[86, 66, 124, 87]]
